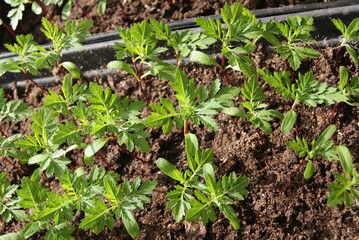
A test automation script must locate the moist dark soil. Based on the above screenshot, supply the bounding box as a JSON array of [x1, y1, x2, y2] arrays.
[[0, 0, 338, 51], [1, 43, 358, 239]]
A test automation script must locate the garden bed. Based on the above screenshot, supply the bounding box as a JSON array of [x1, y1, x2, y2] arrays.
[[0, 1, 358, 240]]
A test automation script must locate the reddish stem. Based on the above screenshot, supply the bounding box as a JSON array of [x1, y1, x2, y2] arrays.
[[335, 46, 343, 70], [1, 22, 17, 40], [34, 0, 56, 23], [175, 52, 179, 67], [284, 59, 295, 83], [68, 163, 76, 171], [118, 1, 129, 19], [255, 128, 264, 144], [288, 158, 307, 193], [329, 102, 340, 124], [184, 119, 189, 135], [2, 156, 23, 174], [113, 137, 147, 163], [75, 1, 87, 17], [95, 152, 112, 171], [4, 93, 14, 101], [221, 55, 231, 85], [57, 60, 67, 76], [139, 81, 150, 104], [0, 129, 8, 138], [23, 70, 47, 94]]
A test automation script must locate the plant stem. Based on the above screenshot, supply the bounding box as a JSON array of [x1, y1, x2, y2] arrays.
[[57, 60, 67, 76], [75, 1, 87, 17], [330, 102, 340, 124], [4, 93, 14, 101], [2, 156, 23, 174], [34, 0, 56, 23], [288, 158, 307, 193], [255, 128, 264, 144], [118, 1, 129, 19], [176, 52, 179, 67], [23, 70, 47, 94], [335, 45, 343, 70], [1, 22, 17, 40], [95, 152, 112, 171], [221, 55, 231, 85], [284, 59, 295, 83], [112, 136, 147, 163], [184, 119, 189, 135], [0, 129, 8, 138]]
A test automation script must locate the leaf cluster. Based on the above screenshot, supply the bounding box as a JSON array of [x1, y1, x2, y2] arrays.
[[226, 77, 283, 134], [332, 18, 359, 64], [2, 166, 156, 239], [157, 133, 248, 229], [263, 16, 320, 70], [194, 2, 261, 76], [286, 125, 338, 179], [327, 146, 359, 207], [260, 70, 345, 132], [145, 68, 239, 133]]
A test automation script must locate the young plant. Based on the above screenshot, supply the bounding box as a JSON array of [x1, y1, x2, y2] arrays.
[[329, 66, 359, 123], [1, 165, 156, 239], [286, 125, 338, 179], [36, 17, 93, 76], [193, 2, 261, 84], [331, 17, 359, 67], [259, 70, 345, 133], [263, 16, 320, 82], [83, 82, 150, 164], [107, 20, 173, 104], [14, 107, 79, 177], [327, 146, 359, 207], [0, 34, 47, 93], [156, 133, 248, 229], [150, 19, 216, 66], [145, 68, 240, 135], [0, 172, 28, 224], [226, 76, 283, 142]]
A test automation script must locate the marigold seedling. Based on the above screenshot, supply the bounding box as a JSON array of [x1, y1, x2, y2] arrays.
[[156, 133, 248, 229], [194, 2, 261, 84]]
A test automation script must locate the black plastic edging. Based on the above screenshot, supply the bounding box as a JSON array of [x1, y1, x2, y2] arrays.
[[0, 1, 358, 89]]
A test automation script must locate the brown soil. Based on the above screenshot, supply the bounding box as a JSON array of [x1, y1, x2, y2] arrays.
[[1, 44, 358, 239], [1, 0, 358, 239]]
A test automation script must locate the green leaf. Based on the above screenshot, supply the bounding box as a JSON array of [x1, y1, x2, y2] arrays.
[[84, 138, 109, 157], [121, 209, 140, 239], [345, 46, 359, 65], [189, 51, 221, 68], [107, 60, 137, 78], [156, 158, 184, 182], [281, 110, 297, 133], [61, 61, 81, 78], [0, 232, 26, 240], [336, 146, 353, 178], [98, 0, 107, 15], [185, 133, 199, 157], [61, 1, 71, 20], [304, 160, 315, 179], [220, 204, 240, 230], [314, 125, 336, 148]]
